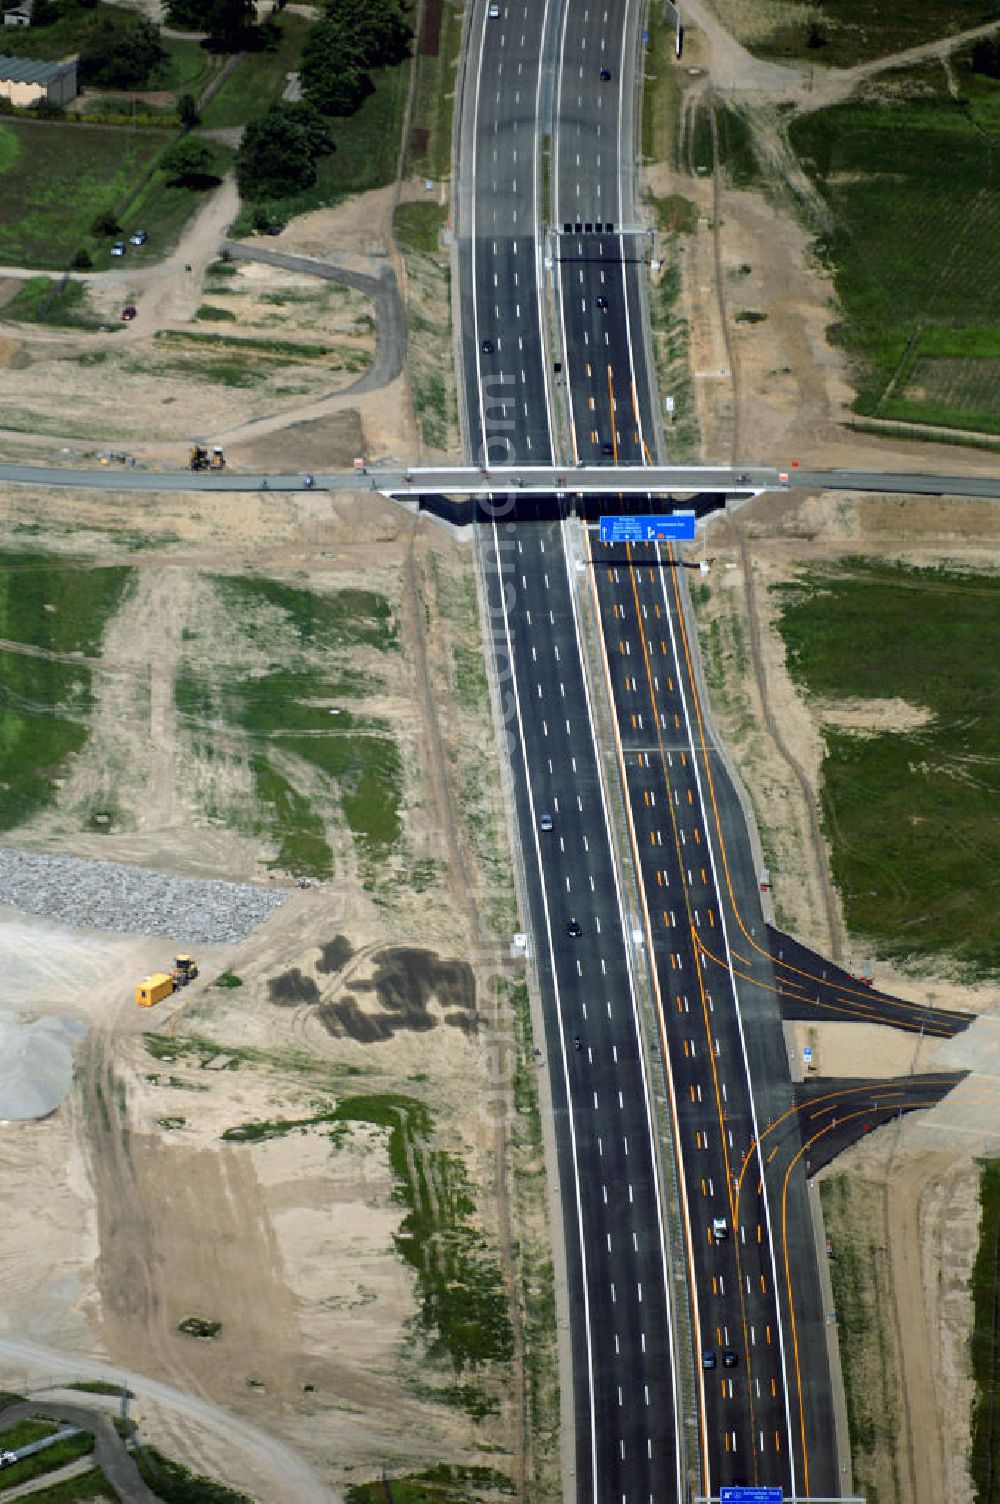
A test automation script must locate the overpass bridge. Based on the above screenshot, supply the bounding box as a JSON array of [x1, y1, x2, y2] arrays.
[[0, 459, 998, 508]]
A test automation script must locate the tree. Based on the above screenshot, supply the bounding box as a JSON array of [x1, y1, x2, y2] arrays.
[[177, 90, 199, 127], [78, 13, 165, 88], [163, 0, 255, 48], [204, 0, 255, 49], [91, 209, 121, 237], [970, 37, 1000, 79], [300, 18, 371, 116], [162, 0, 203, 26], [236, 100, 333, 197], [324, 0, 410, 67], [162, 136, 216, 185], [72, 248, 93, 269]]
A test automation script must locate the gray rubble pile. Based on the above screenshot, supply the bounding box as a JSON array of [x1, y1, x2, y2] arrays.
[[0, 849, 288, 942]]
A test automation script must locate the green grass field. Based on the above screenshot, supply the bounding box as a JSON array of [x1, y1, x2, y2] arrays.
[[0, 121, 230, 269], [790, 66, 1000, 434], [970, 1159, 1000, 1502], [199, 15, 312, 129], [4, 276, 108, 328], [752, 0, 1000, 66], [774, 559, 1000, 977], [0, 554, 133, 832], [345, 1466, 516, 1504], [176, 576, 401, 879], [0, 1431, 95, 1490]]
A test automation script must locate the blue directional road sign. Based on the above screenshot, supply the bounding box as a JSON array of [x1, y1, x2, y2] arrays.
[[720, 1488, 783, 1503], [600, 512, 696, 543]]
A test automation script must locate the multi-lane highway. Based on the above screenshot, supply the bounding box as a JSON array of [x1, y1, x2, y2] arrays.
[[459, 1, 687, 1500], [455, 0, 852, 1498]]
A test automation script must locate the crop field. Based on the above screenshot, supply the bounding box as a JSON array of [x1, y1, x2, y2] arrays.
[[731, 0, 1000, 66], [774, 558, 1000, 977], [0, 121, 166, 269], [0, 553, 133, 832], [889, 326, 1000, 435], [790, 69, 1000, 433]]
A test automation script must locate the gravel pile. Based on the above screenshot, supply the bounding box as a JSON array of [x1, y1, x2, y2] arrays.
[[0, 849, 288, 943], [0, 1011, 87, 1120]]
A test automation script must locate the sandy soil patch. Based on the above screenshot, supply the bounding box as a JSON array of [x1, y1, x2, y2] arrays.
[[0, 481, 536, 1501], [267, 187, 399, 273], [810, 696, 933, 734], [819, 1132, 981, 1504]]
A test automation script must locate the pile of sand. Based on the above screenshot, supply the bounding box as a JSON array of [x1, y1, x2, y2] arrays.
[[0, 1010, 87, 1119]]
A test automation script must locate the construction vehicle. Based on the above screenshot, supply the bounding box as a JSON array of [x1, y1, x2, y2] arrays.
[[172, 954, 199, 986], [189, 445, 225, 471], [135, 955, 198, 1007]]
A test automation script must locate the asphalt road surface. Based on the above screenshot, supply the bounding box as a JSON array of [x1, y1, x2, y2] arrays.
[[2, 459, 999, 501], [459, 0, 683, 1498]]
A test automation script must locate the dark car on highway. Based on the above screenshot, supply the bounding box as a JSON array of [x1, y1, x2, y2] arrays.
[[566, 917, 583, 938]]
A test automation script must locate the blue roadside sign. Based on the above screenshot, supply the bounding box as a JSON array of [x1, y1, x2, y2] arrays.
[[720, 1488, 783, 1503], [599, 512, 696, 543]]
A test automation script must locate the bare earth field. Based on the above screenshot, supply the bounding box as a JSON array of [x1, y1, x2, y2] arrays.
[[0, 185, 418, 472], [0, 482, 543, 1503]]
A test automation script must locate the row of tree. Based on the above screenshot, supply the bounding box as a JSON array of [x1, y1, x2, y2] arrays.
[[232, 0, 412, 198], [299, 0, 411, 117]]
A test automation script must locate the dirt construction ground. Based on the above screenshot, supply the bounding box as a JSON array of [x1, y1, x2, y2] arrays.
[[0, 477, 542, 1502]]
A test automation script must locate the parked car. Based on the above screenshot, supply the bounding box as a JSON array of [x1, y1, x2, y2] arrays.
[[111, 241, 126, 257], [129, 229, 148, 246], [121, 306, 138, 321]]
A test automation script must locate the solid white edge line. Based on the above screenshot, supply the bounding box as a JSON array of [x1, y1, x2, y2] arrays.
[[655, 548, 800, 1496], [470, 2, 489, 453], [533, 0, 557, 460], [489, 517, 600, 1502]]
